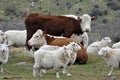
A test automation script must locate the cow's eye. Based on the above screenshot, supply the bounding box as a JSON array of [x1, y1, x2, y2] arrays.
[[35, 36, 39, 38]]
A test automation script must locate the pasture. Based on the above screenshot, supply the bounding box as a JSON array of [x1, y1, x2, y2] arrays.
[[0, 48, 120, 80]]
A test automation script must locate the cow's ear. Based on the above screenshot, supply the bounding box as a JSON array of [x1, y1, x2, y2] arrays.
[[43, 31, 46, 34], [78, 17, 82, 22], [91, 16, 97, 21]]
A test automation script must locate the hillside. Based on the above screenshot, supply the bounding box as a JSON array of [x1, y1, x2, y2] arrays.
[[0, 0, 120, 43]]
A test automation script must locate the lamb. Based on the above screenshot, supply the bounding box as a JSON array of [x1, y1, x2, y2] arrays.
[[98, 47, 120, 76], [4, 30, 26, 47], [0, 44, 9, 73], [33, 42, 81, 78], [112, 41, 120, 49], [87, 37, 112, 54]]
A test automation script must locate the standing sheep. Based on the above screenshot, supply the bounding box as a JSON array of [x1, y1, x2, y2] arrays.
[[0, 44, 9, 73], [98, 47, 120, 76], [87, 37, 111, 54], [33, 42, 81, 78]]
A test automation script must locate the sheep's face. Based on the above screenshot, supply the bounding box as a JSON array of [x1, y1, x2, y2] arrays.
[[102, 37, 112, 43], [28, 29, 46, 47], [98, 47, 107, 57], [69, 42, 81, 52], [0, 44, 8, 55]]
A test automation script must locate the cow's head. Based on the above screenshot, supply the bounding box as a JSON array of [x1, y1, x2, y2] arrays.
[[79, 14, 97, 32], [28, 29, 47, 48]]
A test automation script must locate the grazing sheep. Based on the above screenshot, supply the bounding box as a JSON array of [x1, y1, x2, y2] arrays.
[[112, 41, 120, 49], [98, 47, 120, 76], [4, 30, 26, 47], [0, 44, 9, 73], [33, 42, 81, 78], [87, 37, 112, 54]]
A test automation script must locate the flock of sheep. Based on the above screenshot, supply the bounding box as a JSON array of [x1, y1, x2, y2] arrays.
[[0, 22, 120, 78]]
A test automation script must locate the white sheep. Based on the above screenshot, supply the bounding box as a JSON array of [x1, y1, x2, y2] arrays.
[[0, 44, 9, 73], [0, 30, 6, 44], [33, 42, 81, 78], [4, 30, 26, 47], [82, 32, 89, 49], [98, 47, 120, 76], [87, 37, 112, 54], [112, 41, 120, 49]]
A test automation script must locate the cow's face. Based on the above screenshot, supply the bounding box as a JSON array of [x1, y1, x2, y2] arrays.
[[80, 14, 96, 32], [28, 29, 46, 48]]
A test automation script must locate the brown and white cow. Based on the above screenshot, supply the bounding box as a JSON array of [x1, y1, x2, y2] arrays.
[[28, 29, 88, 64], [25, 13, 97, 50]]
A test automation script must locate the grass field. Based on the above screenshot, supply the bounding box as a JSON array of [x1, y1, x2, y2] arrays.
[[0, 48, 120, 80]]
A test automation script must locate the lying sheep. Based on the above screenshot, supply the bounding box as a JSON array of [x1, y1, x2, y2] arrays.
[[33, 42, 81, 78], [87, 37, 111, 54], [112, 41, 120, 49], [0, 44, 9, 73], [98, 47, 120, 76], [4, 30, 26, 47]]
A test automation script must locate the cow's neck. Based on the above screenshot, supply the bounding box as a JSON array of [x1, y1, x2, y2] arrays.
[[44, 34, 56, 44]]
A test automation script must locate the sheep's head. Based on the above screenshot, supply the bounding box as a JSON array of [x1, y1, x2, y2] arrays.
[[68, 42, 81, 52], [101, 37, 112, 46]]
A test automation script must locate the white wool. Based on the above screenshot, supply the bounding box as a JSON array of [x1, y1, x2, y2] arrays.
[[0, 44, 9, 73], [98, 47, 120, 75], [33, 42, 81, 78], [82, 32, 89, 49], [4, 30, 26, 47], [0, 30, 6, 44], [87, 37, 112, 54], [112, 41, 120, 49]]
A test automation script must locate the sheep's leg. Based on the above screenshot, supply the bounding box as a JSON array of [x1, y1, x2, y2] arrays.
[[108, 68, 113, 76], [41, 69, 46, 74], [56, 70, 60, 78], [33, 67, 38, 77], [63, 58, 72, 76], [39, 69, 43, 78], [0, 66, 4, 73]]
